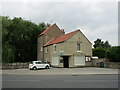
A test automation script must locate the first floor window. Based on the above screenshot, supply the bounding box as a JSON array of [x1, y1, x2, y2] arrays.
[[77, 43, 80, 51], [53, 44, 56, 53], [41, 47, 43, 51], [45, 47, 48, 53]]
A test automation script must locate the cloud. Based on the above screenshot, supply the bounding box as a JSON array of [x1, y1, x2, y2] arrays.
[[1, 1, 118, 46]]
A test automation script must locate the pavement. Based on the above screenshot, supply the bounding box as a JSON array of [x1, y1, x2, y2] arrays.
[[2, 67, 119, 75]]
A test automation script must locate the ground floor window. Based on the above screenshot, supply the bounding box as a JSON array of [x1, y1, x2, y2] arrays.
[[85, 56, 91, 62]]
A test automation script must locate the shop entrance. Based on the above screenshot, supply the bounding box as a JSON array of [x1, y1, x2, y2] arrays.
[[63, 56, 69, 68]]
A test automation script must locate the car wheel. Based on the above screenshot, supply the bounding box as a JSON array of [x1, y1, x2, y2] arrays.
[[45, 66, 49, 69], [33, 67, 37, 70]]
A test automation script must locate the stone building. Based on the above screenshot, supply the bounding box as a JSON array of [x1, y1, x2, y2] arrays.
[[37, 23, 92, 68]]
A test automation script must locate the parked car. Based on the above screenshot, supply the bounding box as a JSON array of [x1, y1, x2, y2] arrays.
[[29, 61, 50, 70]]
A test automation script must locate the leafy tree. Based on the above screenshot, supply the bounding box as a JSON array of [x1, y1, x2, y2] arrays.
[[2, 16, 48, 63], [106, 46, 120, 62], [93, 38, 111, 59], [103, 41, 111, 49], [2, 16, 15, 63], [93, 38, 111, 49], [93, 48, 106, 58], [93, 39, 104, 48]]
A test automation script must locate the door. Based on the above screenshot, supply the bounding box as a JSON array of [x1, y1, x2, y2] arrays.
[[37, 62, 44, 68], [63, 56, 69, 68], [99, 62, 104, 68]]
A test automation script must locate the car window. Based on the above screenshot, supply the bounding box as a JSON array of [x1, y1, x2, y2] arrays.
[[35, 62, 38, 64], [35, 62, 44, 64], [37, 62, 41, 64]]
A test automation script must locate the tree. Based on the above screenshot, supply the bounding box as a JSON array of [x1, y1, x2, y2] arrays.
[[93, 38, 111, 59], [106, 46, 120, 62], [93, 39, 104, 48], [93, 48, 106, 58], [2, 16, 48, 63], [93, 38, 111, 49], [2, 16, 15, 63], [103, 41, 111, 49]]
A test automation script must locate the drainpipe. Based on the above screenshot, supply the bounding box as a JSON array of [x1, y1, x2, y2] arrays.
[[43, 35, 45, 61]]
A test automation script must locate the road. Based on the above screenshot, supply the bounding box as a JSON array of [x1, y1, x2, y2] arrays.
[[2, 74, 118, 88]]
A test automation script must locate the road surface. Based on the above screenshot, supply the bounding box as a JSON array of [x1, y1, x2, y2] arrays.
[[2, 74, 118, 88]]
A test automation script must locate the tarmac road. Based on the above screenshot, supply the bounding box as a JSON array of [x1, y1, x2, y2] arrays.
[[2, 74, 118, 88]]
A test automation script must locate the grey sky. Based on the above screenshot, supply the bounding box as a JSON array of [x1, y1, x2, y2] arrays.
[[1, 0, 118, 46]]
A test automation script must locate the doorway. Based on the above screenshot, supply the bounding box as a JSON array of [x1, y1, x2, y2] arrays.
[[63, 56, 69, 68]]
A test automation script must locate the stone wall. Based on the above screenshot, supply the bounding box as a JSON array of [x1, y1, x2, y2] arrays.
[[2, 62, 29, 69], [85, 59, 120, 69]]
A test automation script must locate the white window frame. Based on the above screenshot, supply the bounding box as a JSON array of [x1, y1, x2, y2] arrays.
[[85, 57, 91, 62], [77, 43, 81, 52]]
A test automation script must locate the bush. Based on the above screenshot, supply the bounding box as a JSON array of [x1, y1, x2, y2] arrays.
[[106, 46, 120, 62], [92, 48, 106, 58]]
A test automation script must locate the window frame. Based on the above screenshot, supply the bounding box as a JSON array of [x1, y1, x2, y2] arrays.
[[45, 47, 48, 53], [77, 43, 81, 52]]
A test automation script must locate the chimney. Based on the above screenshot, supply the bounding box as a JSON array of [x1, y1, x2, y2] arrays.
[[61, 29, 65, 34]]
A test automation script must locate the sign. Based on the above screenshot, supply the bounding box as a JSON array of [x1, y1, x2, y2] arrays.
[[60, 50, 64, 55]]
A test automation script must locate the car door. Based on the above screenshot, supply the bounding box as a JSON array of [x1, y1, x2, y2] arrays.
[[35, 62, 40, 68], [38, 62, 44, 68]]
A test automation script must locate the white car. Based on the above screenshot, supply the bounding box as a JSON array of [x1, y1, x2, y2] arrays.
[[29, 61, 50, 70]]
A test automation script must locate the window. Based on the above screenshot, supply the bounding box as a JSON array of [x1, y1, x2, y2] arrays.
[[45, 47, 48, 53], [85, 57, 91, 62], [41, 47, 43, 51], [53, 44, 56, 53], [54, 46, 56, 53], [77, 43, 80, 51]]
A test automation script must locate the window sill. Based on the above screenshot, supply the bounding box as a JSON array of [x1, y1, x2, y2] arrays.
[[77, 51, 82, 52]]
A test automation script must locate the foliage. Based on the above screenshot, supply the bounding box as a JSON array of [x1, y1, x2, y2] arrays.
[[93, 38, 111, 58], [93, 38, 111, 49], [93, 48, 106, 58], [2, 16, 49, 63], [93, 38, 119, 62], [106, 46, 120, 62]]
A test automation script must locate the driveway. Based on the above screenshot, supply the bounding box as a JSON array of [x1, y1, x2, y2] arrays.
[[2, 67, 118, 75]]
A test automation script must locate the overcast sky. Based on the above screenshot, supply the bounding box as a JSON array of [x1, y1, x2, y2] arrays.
[[1, 0, 119, 46]]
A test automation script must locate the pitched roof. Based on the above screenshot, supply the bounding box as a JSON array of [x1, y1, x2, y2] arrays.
[[38, 23, 64, 37], [38, 24, 55, 36], [44, 30, 79, 46]]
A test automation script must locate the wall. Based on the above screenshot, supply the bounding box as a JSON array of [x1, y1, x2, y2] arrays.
[[2, 63, 29, 69], [85, 59, 120, 69]]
